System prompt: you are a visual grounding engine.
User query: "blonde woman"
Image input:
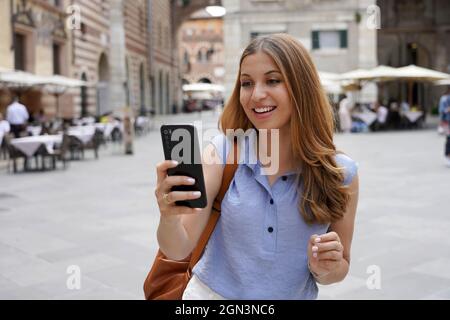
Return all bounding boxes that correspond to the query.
[154,33,359,300]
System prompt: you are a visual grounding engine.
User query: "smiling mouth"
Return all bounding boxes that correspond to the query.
[252,106,277,114]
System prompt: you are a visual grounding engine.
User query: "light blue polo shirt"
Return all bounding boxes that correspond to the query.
[193,132,358,300]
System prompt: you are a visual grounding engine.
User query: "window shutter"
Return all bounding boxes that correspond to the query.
[340,30,348,48]
[312,31,319,50]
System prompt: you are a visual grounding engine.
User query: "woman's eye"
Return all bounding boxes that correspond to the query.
[268,79,281,85]
[241,81,252,87]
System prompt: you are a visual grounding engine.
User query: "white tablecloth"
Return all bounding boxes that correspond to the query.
[27,126,42,136]
[11,135,62,157]
[94,122,123,138]
[353,112,377,126]
[403,111,423,123]
[68,126,96,145]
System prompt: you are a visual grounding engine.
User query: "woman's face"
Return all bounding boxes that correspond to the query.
[239,51,293,132]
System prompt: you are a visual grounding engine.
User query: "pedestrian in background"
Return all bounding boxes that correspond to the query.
[438,87,450,135]
[441,87,450,167]
[152,34,359,300]
[5,96,29,138]
[338,94,352,133]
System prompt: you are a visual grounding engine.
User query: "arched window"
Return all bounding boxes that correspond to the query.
[198,78,211,84]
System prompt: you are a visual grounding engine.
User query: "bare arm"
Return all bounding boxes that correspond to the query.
[156,143,225,260]
[307,174,359,285]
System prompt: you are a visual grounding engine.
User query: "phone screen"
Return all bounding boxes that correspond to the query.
[160,124,207,208]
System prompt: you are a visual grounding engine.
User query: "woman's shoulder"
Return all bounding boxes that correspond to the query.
[334,153,358,186]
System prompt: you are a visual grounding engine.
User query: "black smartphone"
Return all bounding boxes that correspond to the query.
[160,124,207,208]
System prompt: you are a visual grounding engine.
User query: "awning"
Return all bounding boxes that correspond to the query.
[183,83,225,92]
[339,65,450,82]
[434,79,450,86]
[0,69,89,89]
[393,65,450,82]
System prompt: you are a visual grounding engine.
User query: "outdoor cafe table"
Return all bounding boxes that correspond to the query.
[11,135,62,157]
[403,111,424,123]
[352,111,377,126]
[67,126,96,145]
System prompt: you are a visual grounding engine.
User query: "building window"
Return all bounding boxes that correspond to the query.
[197,49,205,63]
[312,30,348,50]
[250,31,280,40]
[53,43,61,75]
[14,33,26,71]
[183,50,189,65]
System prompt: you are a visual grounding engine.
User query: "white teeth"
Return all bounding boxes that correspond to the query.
[254,106,276,114]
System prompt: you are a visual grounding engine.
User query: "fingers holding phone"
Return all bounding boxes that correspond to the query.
[155,160,203,216]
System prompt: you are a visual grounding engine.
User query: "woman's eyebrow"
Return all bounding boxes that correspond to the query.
[240,70,281,77]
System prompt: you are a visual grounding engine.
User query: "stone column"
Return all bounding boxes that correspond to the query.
[109,0,127,114]
[222,0,242,100]
[358,0,378,103]
[0,0,13,69]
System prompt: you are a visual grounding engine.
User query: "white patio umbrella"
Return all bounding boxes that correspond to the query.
[392,65,450,107]
[339,69,372,81]
[182,83,224,92]
[434,79,450,86]
[394,65,450,82]
[0,70,49,87]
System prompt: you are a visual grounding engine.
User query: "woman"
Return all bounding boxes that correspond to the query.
[154,34,359,300]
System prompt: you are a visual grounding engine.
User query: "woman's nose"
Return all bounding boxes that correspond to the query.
[251,83,268,102]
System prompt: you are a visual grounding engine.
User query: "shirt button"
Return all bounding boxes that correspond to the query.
[270,199,274,205]
[268,227,274,233]
[282,176,288,181]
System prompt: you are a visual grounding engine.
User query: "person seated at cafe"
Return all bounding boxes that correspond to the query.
[0,112,10,135]
[6,97,29,138]
[400,101,410,114]
[387,99,401,130]
[371,101,388,131]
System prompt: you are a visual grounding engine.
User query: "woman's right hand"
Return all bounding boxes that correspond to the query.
[155,160,203,218]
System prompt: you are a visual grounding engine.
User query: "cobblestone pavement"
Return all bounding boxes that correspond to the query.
[0,111,449,300]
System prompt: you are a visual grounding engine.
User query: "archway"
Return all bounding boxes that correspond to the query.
[198,77,212,84]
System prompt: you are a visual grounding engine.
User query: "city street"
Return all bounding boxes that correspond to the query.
[0,111,449,300]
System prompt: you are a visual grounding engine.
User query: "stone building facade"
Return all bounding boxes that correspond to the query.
[221,0,378,102]
[71,0,152,118]
[178,10,225,86]
[0,0,72,117]
[377,0,450,110]
[0,0,177,118]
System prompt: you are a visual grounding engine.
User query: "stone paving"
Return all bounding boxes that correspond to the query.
[0,110,449,300]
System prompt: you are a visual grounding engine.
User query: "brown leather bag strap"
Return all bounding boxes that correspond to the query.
[189,138,238,269]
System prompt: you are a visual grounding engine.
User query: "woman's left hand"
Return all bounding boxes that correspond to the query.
[307,232,344,279]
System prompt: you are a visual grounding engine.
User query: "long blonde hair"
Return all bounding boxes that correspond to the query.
[220,33,349,225]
